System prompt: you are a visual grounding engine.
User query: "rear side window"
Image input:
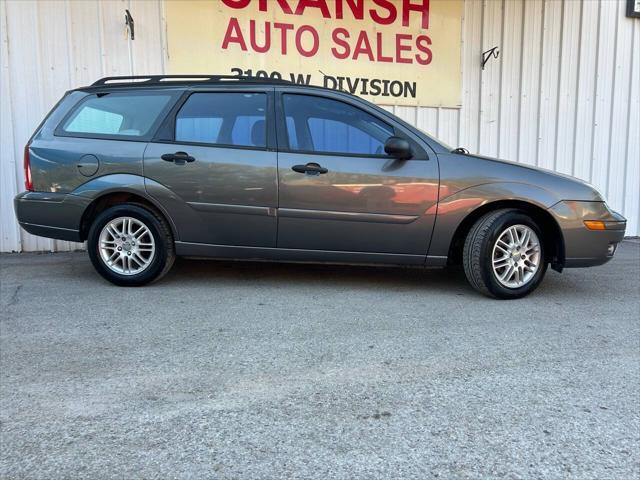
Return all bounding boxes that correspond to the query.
[61,93,173,137]
[283,94,394,156]
[175,93,267,148]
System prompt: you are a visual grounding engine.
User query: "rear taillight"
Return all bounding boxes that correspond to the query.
[24,144,33,191]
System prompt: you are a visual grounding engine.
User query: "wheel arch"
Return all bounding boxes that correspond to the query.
[447,200,565,271]
[79,191,178,242]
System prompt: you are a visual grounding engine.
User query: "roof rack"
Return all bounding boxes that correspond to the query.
[91,74,292,86]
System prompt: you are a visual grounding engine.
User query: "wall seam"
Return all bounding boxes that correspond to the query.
[1,0,22,251]
[127,0,134,75]
[552,0,565,172]
[496,0,505,157]
[534,0,546,168]
[516,0,525,163]
[159,0,168,72]
[571,0,584,177]
[604,0,620,201]
[457,0,465,148]
[97,0,106,76]
[64,0,74,87]
[621,19,637,216]
[588,0,602,184]
[477,0,485,154]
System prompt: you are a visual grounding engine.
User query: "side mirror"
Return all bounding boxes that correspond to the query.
[384,136,413,160]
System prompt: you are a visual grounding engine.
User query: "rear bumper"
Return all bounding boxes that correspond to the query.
[549,201,626,268]
[14,191,90,242]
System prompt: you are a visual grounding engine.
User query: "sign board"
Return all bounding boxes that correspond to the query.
[627,0,640,18]
[165,0,462,107]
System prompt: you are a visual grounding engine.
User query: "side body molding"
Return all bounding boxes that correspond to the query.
[428,182,562,258]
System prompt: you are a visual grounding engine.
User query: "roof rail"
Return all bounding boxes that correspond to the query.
[91,74,292,86]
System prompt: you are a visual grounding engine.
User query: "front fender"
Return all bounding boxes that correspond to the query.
[428,182,561,257]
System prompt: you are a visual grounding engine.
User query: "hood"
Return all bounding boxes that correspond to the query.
[438,153,604,202]
[451,153,605,203]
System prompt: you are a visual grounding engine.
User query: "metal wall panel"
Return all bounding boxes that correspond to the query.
[519,0,544,167]
[0,0,20,253]
[555,0,581,176]
[498,0,524,162]
[537,0,562,171]
[624,13,640,237]
[1,0,638,252]
[0,0,165,252]
[459,0,483,154]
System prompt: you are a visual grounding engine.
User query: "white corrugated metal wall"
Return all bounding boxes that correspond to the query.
[1,0,166,252]
[1,0,638,252]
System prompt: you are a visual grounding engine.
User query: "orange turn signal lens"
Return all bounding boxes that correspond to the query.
[584,220,606,230]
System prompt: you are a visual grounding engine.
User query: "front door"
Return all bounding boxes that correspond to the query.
[144,89,278,247]
[276,92,439,256]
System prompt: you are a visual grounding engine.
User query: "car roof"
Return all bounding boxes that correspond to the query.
[74,74,343,95]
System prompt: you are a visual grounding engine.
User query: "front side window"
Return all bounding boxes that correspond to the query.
[283,94,394,156]
[62,93,173,137]
[175,93,267,148]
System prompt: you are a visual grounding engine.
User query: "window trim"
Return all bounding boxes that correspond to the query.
[275,90,429,160]
[154,88,276,152]
[54,90,182,142]
[149,138,272,153]
[275,148,396,160]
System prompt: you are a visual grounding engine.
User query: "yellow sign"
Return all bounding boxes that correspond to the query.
[166,0,462,107]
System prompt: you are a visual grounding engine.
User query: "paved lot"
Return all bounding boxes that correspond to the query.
[1,241,639,479]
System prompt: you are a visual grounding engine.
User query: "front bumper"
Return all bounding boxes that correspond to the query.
[549,201,626,268]
[14,191,90,242]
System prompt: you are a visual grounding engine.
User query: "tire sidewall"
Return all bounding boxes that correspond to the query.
[87,205,169,286]
[480,212,547,299]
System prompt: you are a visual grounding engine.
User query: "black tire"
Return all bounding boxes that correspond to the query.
[87,204,175,286]
[462,209,548,299]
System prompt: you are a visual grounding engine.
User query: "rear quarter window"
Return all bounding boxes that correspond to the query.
[59,92,175,138]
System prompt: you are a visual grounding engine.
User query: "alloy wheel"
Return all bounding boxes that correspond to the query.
[491,224,541,288]
[98,216,156,275]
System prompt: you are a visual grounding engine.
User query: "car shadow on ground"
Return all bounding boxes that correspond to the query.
[156,256,590,300]
[3,248,626,301]
[163,257,468,292]
[155,255,615,301]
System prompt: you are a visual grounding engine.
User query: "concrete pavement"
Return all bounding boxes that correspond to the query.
[1,241,639,479]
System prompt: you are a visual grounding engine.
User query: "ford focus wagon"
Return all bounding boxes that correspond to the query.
[14,75,626,298]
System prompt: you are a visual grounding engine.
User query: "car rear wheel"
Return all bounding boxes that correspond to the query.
[87,204,175,286]
[463,209,548,299]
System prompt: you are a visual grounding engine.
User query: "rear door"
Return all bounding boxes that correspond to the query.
[275,90,439,257]
[144,87,278,247]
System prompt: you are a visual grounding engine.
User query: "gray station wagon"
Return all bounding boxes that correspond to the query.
[14,75,626,298]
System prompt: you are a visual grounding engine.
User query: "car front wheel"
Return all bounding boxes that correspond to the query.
[463,209,548,299]
[87,204,175,286]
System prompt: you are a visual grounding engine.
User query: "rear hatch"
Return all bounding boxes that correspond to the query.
[25,89,179,193]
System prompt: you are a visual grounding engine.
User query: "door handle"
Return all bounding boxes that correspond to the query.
[161,151,195,164]
[291,162,328,175]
